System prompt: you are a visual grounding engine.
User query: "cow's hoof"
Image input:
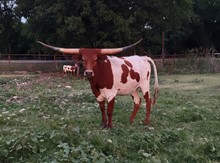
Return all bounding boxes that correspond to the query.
[130,120,134,124]
[143,120,150,125]
[105,124,113,129]
[107,126,113,129]
[101,123,107,129]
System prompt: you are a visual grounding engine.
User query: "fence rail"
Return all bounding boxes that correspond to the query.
[0,53,74,61]
[0,53,220,73]
[0,53,220,61]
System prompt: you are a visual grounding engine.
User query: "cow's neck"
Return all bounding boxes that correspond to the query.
[88,77,100,98]
[87,59,114,97]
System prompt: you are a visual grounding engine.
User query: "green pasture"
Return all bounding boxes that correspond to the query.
[0,73,219,162]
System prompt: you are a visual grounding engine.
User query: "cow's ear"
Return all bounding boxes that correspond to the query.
[71,54,81,61]
[78,54,82,60]
[97,55,107,62]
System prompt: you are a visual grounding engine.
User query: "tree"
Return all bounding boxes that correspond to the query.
[140,0,195,54]
[15,0,137,54]
[185,0,220,51]
[0,0,28,53]
[14,0,195,54]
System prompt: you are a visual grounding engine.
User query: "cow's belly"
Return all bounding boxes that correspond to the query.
[116,81,139,95]
[97,80,140,102]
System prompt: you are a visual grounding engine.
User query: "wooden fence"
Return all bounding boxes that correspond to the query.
[0,53,220,73]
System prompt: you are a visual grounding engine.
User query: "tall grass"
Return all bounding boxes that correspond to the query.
[0,73,219,162]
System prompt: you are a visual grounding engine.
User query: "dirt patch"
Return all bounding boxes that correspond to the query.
[0,71,39,77]
[212,85,220,90]
[0,71,64,78]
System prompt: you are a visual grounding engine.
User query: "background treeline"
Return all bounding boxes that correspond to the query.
[0,0,220,55]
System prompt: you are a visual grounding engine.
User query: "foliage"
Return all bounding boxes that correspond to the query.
[0,0,29,53]
[0,73,220,162]
[188,0,220,51]
[1,0,220,54]
[160,57,220,74]
[0,0,196,54]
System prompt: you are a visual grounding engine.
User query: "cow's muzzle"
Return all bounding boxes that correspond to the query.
[84,70,94,78]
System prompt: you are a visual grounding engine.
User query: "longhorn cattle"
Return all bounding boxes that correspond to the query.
[38,40,159,128]
[63,64,78,76]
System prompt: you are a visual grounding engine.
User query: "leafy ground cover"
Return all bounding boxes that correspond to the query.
[0,73,219,162]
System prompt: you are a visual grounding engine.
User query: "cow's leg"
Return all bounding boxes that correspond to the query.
[141,84,151,125]
[130,91,141,124]
[107,98,115,128]
[99,101,107,128]
[143,91,151,125]
[63,69,66,76]
[76,66,79,78]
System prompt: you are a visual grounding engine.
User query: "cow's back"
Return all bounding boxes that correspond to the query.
[108,56,151,95]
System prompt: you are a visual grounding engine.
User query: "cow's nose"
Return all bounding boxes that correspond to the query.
[84,70,94,78]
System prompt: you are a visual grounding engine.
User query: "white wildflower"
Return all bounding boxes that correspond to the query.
[142,152,151,158]
[2,111,9,114]
[43,115,50,119]
[13,96,19,99]
[19,109,26,113]
[107,139,112,143]
[148,127,154,130]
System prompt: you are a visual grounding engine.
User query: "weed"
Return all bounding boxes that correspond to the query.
[0,73,219,162]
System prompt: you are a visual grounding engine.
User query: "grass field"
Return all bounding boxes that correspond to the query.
[0,73,220,162]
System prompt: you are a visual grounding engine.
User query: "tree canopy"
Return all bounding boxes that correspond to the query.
[0,0,220,55]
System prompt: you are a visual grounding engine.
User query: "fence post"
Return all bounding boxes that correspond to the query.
[54,55,58,71]
[161,31,165,68]
[8,54,11,65]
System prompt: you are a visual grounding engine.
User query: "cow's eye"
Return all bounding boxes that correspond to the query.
[96,58,104,62]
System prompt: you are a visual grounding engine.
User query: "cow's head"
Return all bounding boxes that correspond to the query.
[37,39,142,78]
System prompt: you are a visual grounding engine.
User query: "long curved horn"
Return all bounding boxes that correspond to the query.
[100,39,143,55]
[37,41,80,54]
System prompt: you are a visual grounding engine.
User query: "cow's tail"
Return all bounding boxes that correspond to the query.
[146,57,159,106]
